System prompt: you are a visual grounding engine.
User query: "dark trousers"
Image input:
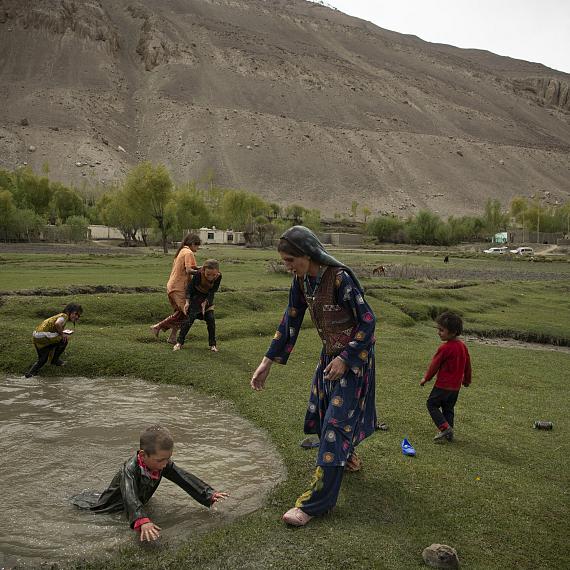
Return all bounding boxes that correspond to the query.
[177,310,216,346]
[26,338,68,376]
[295,466,344,516]
[427,387,459,429]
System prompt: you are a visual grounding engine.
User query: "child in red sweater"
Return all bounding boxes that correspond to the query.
[420,311,471,443]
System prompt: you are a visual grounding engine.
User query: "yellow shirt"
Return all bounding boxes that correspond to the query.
[166,247,197,294]
[33,312,66,348]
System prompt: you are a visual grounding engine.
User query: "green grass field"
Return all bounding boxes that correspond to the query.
[1,247,568,569]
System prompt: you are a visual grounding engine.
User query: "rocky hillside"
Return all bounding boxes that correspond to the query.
[0,0,569,217]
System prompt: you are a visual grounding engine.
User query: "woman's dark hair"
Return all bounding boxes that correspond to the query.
[140,424,174,455]
[175,233,201,258]
[436,311,463,336]
[63,303,83,315]
[277,238,306,258]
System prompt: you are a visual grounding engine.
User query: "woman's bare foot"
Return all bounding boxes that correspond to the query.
[172,343,182,351]
[150,325,161,338]
[282,507,312,527]
[210,345,219,352]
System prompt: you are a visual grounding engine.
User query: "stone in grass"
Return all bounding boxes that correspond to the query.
[422,544,459,569]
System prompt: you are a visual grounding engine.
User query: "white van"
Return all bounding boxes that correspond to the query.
[510,247,534,255]
[483,246,509,254]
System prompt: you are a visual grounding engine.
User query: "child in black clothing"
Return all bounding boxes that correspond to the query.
[71,425,228,542]
[173,259,222,352]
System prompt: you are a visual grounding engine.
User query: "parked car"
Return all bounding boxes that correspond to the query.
[483,246,509,254]
[510,247,534,255]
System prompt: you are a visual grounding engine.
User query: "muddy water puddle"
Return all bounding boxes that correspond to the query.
[0,376,285,568]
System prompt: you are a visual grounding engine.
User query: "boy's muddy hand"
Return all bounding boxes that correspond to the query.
[183,301,190,315]
[140,522,161,542]
[211,491,229,503]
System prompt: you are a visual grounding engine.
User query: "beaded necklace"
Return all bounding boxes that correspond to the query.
[302,265,325,302]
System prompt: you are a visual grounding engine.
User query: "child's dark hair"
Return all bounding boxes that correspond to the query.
[277,238,305,258]
[203,259,220,271]
[436,311,463,336]
[140,425,174,455]
[63,303,83,315]
[175,233,201,258]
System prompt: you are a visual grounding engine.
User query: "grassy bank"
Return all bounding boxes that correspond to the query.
[1,247,568,569]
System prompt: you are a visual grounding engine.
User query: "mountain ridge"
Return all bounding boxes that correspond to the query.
[0,0,568,216]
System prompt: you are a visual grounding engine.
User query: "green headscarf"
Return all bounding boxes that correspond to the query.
[280,225,364,293]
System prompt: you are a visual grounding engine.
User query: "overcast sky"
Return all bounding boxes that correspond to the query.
[318,0,570,74]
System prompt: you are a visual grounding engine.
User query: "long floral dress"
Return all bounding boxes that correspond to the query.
[266,269,377,468]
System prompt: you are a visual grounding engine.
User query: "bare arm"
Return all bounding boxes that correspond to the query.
[251,356,273,391]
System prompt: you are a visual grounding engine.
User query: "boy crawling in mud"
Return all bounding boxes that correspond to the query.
[71,425,228,542]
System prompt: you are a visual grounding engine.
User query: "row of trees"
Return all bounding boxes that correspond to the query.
[367,198,570,246]
[2,163,568,247]
[0,167,89,241]
[0,163,322,248]
[94,163,322,251]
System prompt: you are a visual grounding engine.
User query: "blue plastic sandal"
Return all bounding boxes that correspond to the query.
[401,438,416,456]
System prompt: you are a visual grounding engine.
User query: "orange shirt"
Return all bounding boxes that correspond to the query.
[166,247,197,293]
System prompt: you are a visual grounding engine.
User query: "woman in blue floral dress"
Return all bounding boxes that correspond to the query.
[251,226,377,526]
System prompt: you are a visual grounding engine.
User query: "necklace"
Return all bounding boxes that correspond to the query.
[302,266,324,302]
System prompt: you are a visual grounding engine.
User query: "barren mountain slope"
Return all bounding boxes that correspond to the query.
[0,0,569,216]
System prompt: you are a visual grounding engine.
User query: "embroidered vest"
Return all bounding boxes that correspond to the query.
[303,267,357,356]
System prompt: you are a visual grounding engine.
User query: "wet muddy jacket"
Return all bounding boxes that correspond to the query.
[73,454,214,527]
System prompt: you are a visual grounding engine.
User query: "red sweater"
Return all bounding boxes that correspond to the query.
[424,339,471,391]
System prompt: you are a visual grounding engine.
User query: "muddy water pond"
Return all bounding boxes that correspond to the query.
[0,376,285,568]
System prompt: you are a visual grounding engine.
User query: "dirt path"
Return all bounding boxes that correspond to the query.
[466,335,570,354]
[0,242,152,255]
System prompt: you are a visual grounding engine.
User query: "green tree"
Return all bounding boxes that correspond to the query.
[0,189,15,240]
[12,167,53,217]
[407,210,443,245]
[50,183,84,222]
[124,162,173,252]
[99,190,140,246]
[483,198,508,234]
[285,204,305,224]
[367,215,404,243]
[268,203,281,220]
[303,209,322,233]
[220,190,268,230]
[362,207,371,223]
[65,215,90,243]
[351,200,358,218]
[510,196,529,239]
[9,208,43,242]
[166,188,210,239]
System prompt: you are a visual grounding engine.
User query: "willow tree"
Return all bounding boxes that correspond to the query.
[124,162,173,252]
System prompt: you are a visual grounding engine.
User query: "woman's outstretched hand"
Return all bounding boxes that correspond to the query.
[251,357,272,391]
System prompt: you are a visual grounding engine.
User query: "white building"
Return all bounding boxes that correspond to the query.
[88,225,124,240]
[198,227,245,245]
